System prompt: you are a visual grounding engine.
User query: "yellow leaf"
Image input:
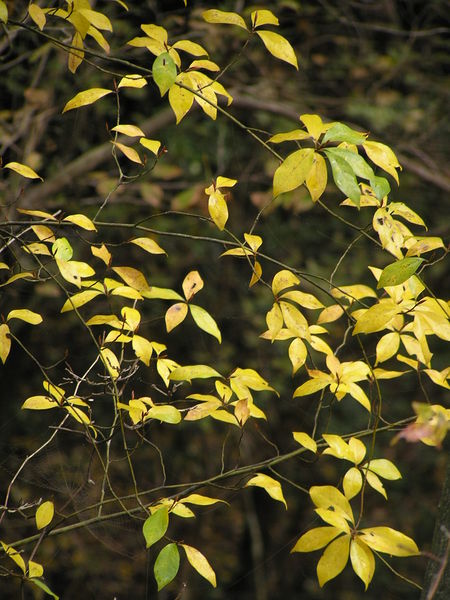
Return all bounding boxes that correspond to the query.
[234,398,250,425]
[366,459,401,480]
[310,485,354,522]
[169,73,194,123]
[112,266,150,291]
[56,259,95,288]
[17,208,56,219]
[343,467,363,500]
[182,494,226,506]
[0,1,8,23]
[118,74,147,88]
[243,233,262,252]
[365,471,387,499]
[268,129,310,143]
[251,9,279,28]
[272,270,300,296]
[317,304,344,324]
[249,260,262,287]
[208,190,228,230]
[280,301,310,340]
[306,152,327,202]
[100,347,120,380]
[292,526,341,553]
[170,364,222,382]
[202,9,248,30]
[322,434,355,462]
[315,508,351,532]
[29,4,46,30]
[189,304,221,342]
[317,534,350,587]
[363,141,401,184]
[293,376,330,397]
[87,25,110,53]
[28,560,44,578]
[189,59,220,71]
[113,141,142,164]
[7,309,42,324]
[215,176,237,188]
[350,539,375,590]
[142,287,183,301]
[111,124,145,137]
[67,31,84,73]
[292,431,317,453]
[120,306,141,331]
[0,324,11,363]
[359,527,419,556]
[165,302,188,332]
[182,544,217,587]
[172,39,208,56]
[406,237,445,257]
[63,213,97,231]
[130,237,166,255]
[300,114,324,140]
[1,542,26,573]
[375,332,400,364]
[281,290,324,310]
[256,30,298,69]
[36,501,54,530]
[273,148,314,197]
[139,137,161,155]
[231,368,276,393]
[245,473,287,508]
[91,243,111,266]
[289,337,307,374]
[147,405,182,424]
[22,395,58,410]
[78,9,112,31]
[266,302,283,341]
[353,302,401,335]
[4,161,42,180]
[62,88,112,113]
[183,270,204,300]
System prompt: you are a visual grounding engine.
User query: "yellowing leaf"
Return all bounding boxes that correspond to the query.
[172,39,208,56]
[366,459,401,480]
[78,9,112,31]
[281,290,324,310]
[62,88,112,113]
[375,332,400,365]
[183,270,204,300]
[343,467,363,500]
[353,302,401,335]
[66,32,83,73]
[28,560,44,578]
[148,405,181,424]
[142,287,183,301]
[317,534,350,587]
[273,148,314,197]
[4,161,42,180]
[7,309,42,325]
[377,257,424,289]
[292,431,317,453]
[36,501,54,530]
[63,213,97,231]
[272,270,300,296]
[289,337,307,374]
[245,473,287,508]
[113,141,142,164]
[350,539,375,590]
[182,494,225,506]
[139,137,161,155]
[202,9,248,30]
[22,395,58,410]
[165,302,188,332]
[256,30,298,69]
[310,485,354,522]
[100,347,120,380]
[17,208,56,220]
[306,152,327,202]
[363,141,401,184]
[208,190,228,230]
[131,335,153,366]
[189,304,221,342]
[169,73,194,123]
[0,1,8,23]
[56,259,95,288]
[130,237,166,255]
[292,526,341,553]
[118,74,147,88]
[170,364,222,381]
[268,129,310,143]
[1,542,26,573]
[181,545,217,587]
[112,266,149,291]
[111,124,145,137]
[29,4,46,30]
[0,324,11,364]
[251,9,279,28]
[91,244,111,266]
[280,301,310,340]
[360,527,419,556]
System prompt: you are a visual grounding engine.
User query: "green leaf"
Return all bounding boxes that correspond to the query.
[142,506,169,548]
[322,123,367,145]
[377,257,424,289]
[52,237,73,260]
[370,175,390,200]
[152,52,177,96]
[29,579,59,599]
[154,543,180,591]
[273,148,314,197]
[189,304,222,343]
[325,147,374,180]
[325,151,361,204]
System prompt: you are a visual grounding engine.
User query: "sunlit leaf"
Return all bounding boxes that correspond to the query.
[7,309,42,325]
[22,395,58,410]
[292,526,341,552]
[343,467,363,499]
[130,237,166,255]
[183,270,204,300]
[317,534,350,587]
[363,141,401,184]
[113,141,142,164]
[256,30,298,69]
[63,214,97,231]
[245,473,287,508]
[0,324,11,364]
[322,123,367,145]
[360,527,419,556]
[100,347,120,380]
[306,152,327,202]
[273,148,314,197]
[36,501,54,530]
[189,304,222,342]
[139,137,161,155]
[350,538,375,590]
[165,302,188,332]
[62,88,112,113]
[153,52,177,97]
[4,161,43,180]
[202,9,248,30]
[181,544,217,587]
[292,431,317,453]
[251,9,279,28]
[111,124,145,137]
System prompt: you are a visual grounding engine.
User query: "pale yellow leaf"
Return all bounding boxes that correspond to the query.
[100,347,120,380]
[130,237,166,255]
[113,141,142,164]
[280,301,310,340]
[36,501,54,530]
[4,161,42,180]
[343,467,363,499]
[266,302,283,342]
[363,141,401,184]
[118,74,147,88]
[366,459,401,480]
[289,337,307,374]
[111,124,145,137]
[353,302,401,335]
[208,190,228,230]
[63,88,112,113]
[182,544,217,587]
[202,9,248,30]
[272,270,300,296]
[170,364,222,381]
[91,244,111,266]
[78,9,112,31]
[317,304,344,324]
[273,148,314,197]
[182,494,226,506]
[29,4,46,30]
[28,560,44,578]
[56,259,95,288]
[7,309,42,325]
[0,1,8,24]
[169,73,194,123]
[172,39,208,56]
[310,485,354,522]
[22,395,58,410]
[306,152,327,202]
[245,473,287,508]
[63,213,97,231]
[189,304,221,342]
[256,30,298,69]
[183,270,204,300]
[1,542,26,573]
[359,527,419,556]
[112,266,150,291]
[251,9,279,28]
[139,137,161,155]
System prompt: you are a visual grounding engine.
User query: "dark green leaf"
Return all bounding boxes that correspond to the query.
[153,52,177,97]
[142,506,169,548]
[325,151,361,205]
[322,123,367,145]
[154,543,180,591]
[377,257,424,289]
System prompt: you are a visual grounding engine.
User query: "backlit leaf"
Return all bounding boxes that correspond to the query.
[256,30,298,69]
[317,534,350,587]
[343,467,363,499]
[29,579,59,599]
[63,214,97,231]
[280,301,310,340]
[310,486,354,522]
[112,266,150,291]
[273,148,314,197]
[289,337,307,374]
[353,302,401,335]
[36,501,54,530]
[148,405,181,424]
[132,335,153,366]
[113,141,142,164]
[22,396,58,410]
[118,74,147,88]
[375,332,400,364]
[1,542,26,573]
[0,1,8,23]
[172,40,208,56]
[245,473,287,508]
[251,9,279,28]
[169,73,194,123]
[100,347,120,380]
[62,88,112,113]
[189,304,222,342]
[143,506,169,548]
[4,161,43,180]
[139,137,161,155]
[183,270,204,300]
[377,257,424,289]
[208,190,228,230]
[153,52,177,97]
[52,237,73,260]
[56,260,94,288]
[272,270,300,296]
[300,114,324,140]
[154,543,180,591]
[366,459,401,480]
[182,545,217,587]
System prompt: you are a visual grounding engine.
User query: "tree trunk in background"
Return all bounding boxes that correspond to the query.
[421,456,450,600]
